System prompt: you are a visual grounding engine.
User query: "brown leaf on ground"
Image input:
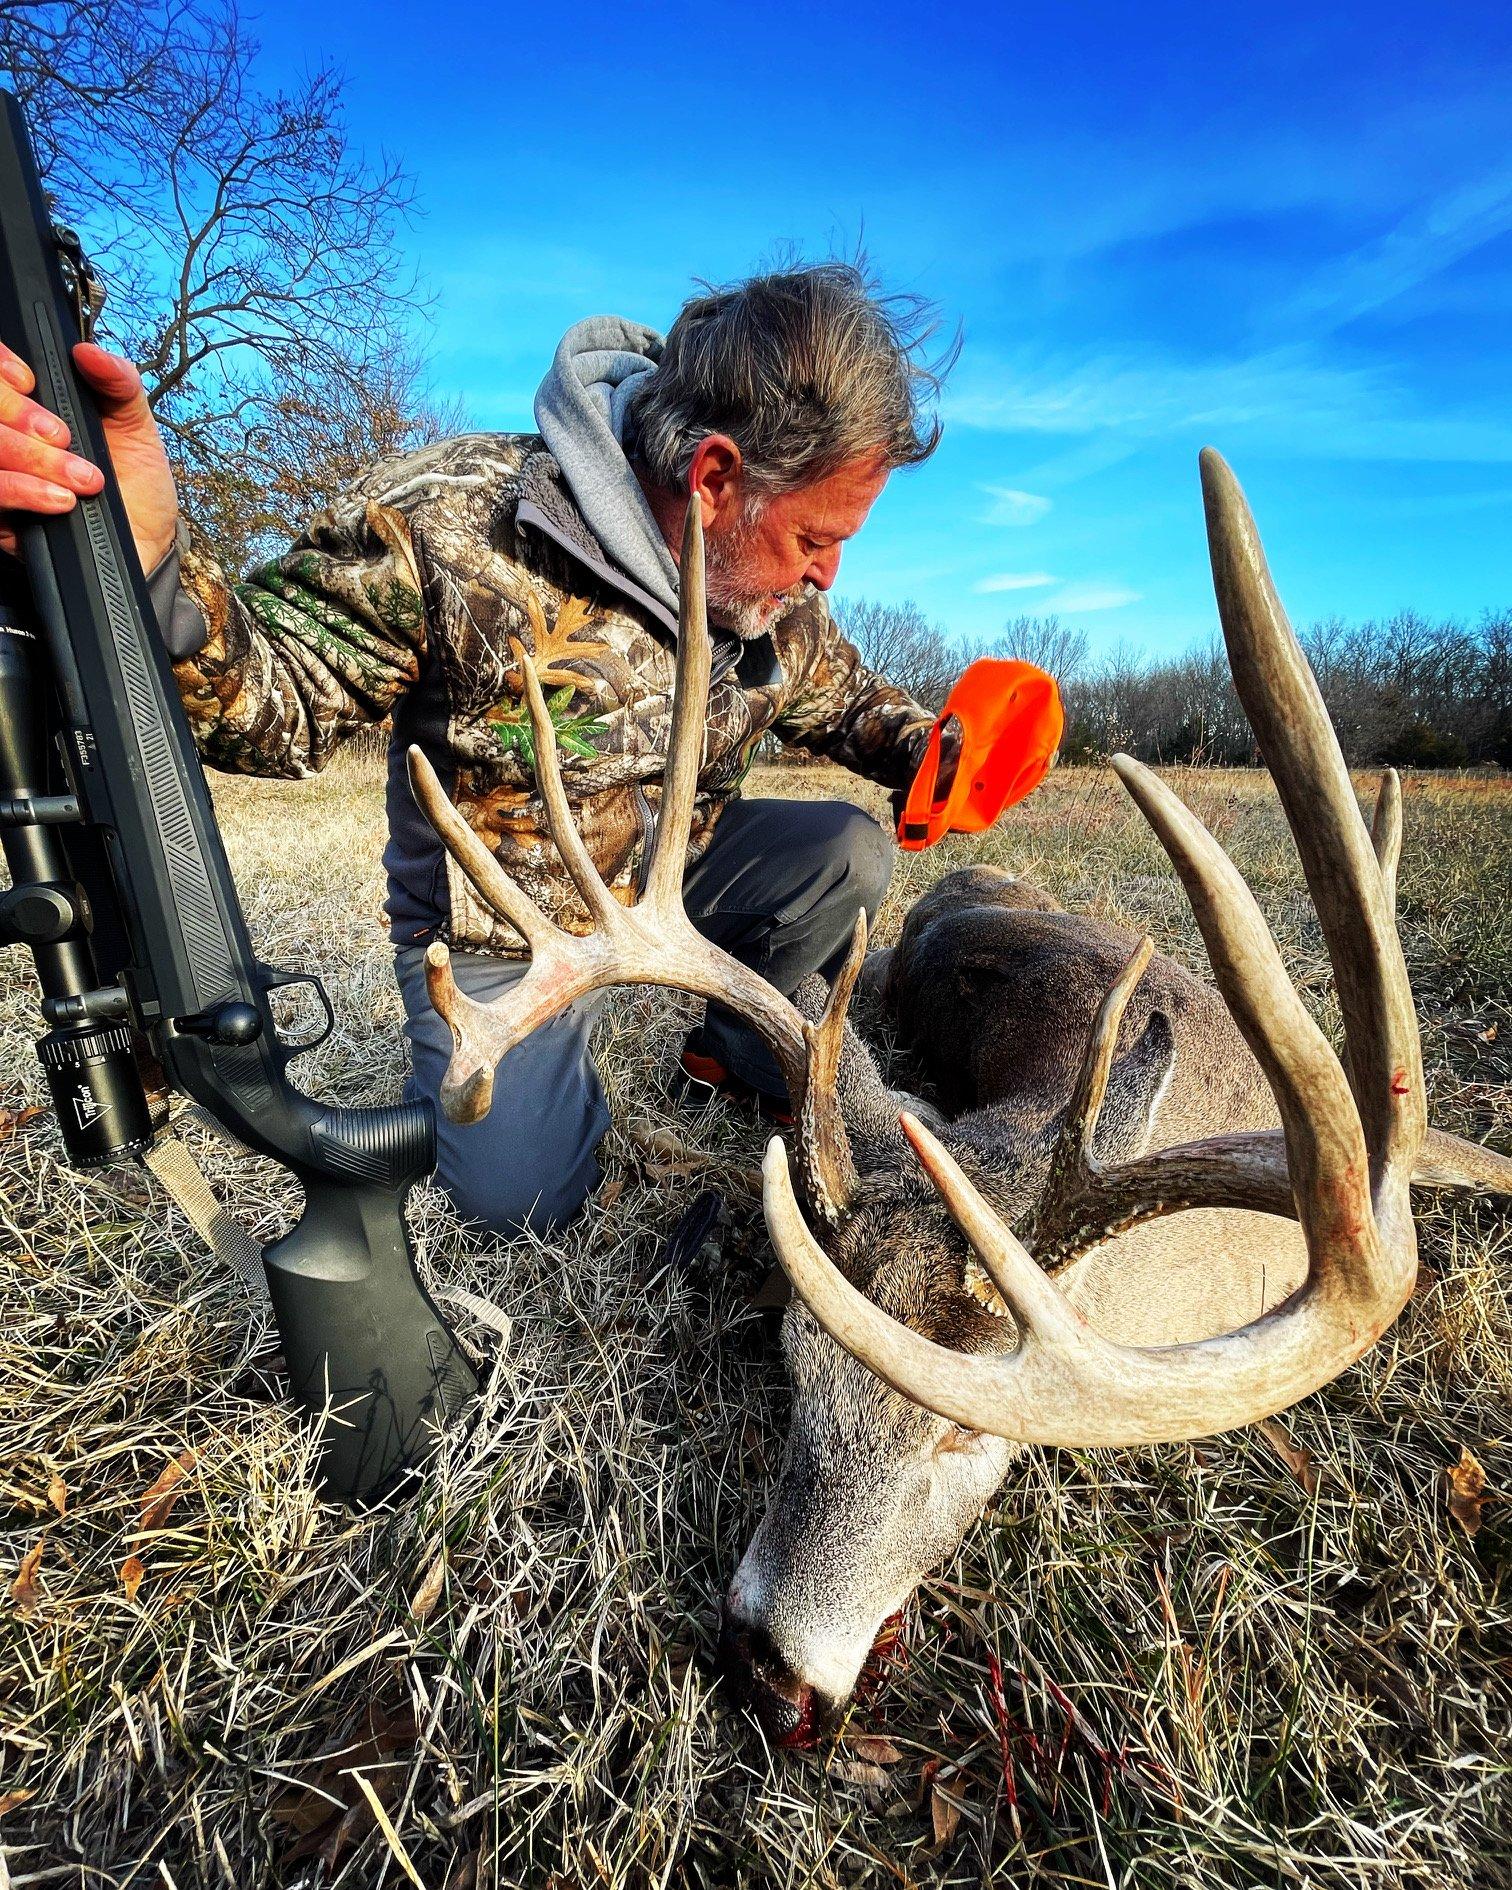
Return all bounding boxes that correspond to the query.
[121,1554,146,1604]
[828,1757,892,1794]
[0,1788,36,1817]
[138,1450,198,1533]
[0,1104,47,1144]
[1446,1447,1492,1537]
[918,1757,968,1848]
[409,1547,447,1622]
[931,1779,964,1848]
[9,1538,44,1615]
[1257,1418,1320,1494]
[46,1471,67,1517]
[847,1733,904,1765]
[273,1701,420,1868]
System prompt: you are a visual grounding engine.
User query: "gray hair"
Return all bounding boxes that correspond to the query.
[628,262,956,499]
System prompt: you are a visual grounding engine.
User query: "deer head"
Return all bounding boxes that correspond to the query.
[408,452,1450,1746]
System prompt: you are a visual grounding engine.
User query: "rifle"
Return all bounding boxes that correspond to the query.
[0,91,481,1502]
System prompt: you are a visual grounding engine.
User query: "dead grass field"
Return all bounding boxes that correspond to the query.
[1,755,1509,1889]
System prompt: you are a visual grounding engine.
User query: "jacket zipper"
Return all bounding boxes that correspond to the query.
[632,782,656,897]
[634,634,740,896]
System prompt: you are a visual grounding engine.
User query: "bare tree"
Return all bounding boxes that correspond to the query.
[842,587,1506,770]
[991,613,1089,685]
[0,0,445,563]
[836,598,958,710]
[174,338,468,570]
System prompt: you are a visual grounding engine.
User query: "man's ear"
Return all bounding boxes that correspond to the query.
[1088,1010,1177,1165]
[686,434,744,530]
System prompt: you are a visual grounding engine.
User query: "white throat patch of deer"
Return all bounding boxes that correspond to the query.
[409,454,1511,1749]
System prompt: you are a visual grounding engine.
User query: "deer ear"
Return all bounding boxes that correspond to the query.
[1087,1010,1176,1165]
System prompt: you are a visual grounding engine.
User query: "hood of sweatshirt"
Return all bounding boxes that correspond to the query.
[533,315,681,622]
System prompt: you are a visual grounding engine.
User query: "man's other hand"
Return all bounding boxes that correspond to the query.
[890,713,965,829]
[0,340,179,572]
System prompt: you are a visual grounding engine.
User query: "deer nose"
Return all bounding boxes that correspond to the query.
[717,1612,828,1749]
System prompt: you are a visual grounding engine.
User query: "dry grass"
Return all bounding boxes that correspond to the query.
[1,756,1508,1889]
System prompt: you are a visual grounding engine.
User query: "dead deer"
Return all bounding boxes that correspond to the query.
[407,451,1511,1747]
[865,856,1510,1346]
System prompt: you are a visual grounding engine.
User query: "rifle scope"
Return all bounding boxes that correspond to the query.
[0,594,155,1166]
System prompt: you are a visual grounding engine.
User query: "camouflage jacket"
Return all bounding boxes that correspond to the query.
[167,432,934,956]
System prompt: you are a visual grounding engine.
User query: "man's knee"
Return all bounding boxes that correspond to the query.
[824,800,895,916]
[432,1114,605,1236]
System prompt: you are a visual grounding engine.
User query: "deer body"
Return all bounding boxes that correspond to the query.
[878,863,1311,1346]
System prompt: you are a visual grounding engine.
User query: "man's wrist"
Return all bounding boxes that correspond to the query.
[140,516,181,576]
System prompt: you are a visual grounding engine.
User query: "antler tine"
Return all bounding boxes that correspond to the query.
[421,939,507,1123]
[788,910,868,1223]
[807,910,868,1097]
[1201,450,1423,1195]
[1371,768,1402,921]
[513,640,624,928]
[1112,754,1376,1256]
[1031,936,1155,1254]
[641,500,712,914]
[407,746,556,951]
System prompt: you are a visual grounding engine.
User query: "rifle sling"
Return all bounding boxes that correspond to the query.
[142,1130,268,1297]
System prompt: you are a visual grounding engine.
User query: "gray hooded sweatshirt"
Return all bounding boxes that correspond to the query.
[533,315,682,622]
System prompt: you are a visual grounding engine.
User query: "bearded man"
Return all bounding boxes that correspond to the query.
[0,265,952,1232]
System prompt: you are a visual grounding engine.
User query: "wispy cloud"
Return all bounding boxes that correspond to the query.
[943,151,1512,478]
[946,346,1390,437]
[980,485,1053,526]
[945,345,1512,464]
[1042,583,1142,613]
[1275,166,1512,333]
[972,570,1057,594]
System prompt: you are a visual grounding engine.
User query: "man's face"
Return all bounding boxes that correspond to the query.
[704,453,891,638]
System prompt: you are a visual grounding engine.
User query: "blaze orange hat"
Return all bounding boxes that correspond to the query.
[897,659,1064,851]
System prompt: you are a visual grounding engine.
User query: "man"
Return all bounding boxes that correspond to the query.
[0,265,951,1232]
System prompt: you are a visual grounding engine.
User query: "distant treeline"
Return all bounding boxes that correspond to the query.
[838,601,1512,769]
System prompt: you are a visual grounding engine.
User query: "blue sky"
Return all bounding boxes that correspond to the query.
[243,0,1512,657]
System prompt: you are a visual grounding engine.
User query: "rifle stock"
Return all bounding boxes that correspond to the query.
[0,90,480,1502]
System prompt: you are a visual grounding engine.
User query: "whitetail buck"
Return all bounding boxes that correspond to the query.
[408,451,1511,1746]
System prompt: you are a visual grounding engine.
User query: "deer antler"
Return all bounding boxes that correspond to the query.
[762,448,1428,1446]
[405,499,862,1224]
[1016,765,1505,1264]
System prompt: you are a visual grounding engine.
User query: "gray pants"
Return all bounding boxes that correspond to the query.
[395,796,893,1233]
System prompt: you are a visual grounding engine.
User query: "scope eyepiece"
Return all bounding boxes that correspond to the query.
[37,1023,154,1167]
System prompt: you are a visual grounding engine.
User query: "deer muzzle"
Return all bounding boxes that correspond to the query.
[716,1613,836,1749]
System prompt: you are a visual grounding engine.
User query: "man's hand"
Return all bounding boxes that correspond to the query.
[889,713,964,828]
[0,340,179,572]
